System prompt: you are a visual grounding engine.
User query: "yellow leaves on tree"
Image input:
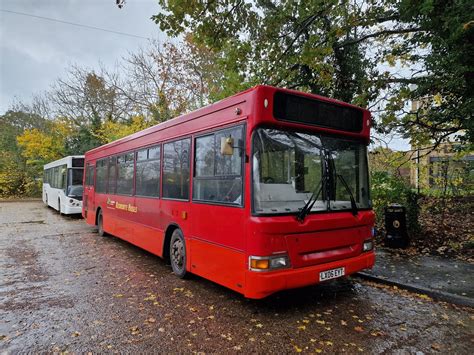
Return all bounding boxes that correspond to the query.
[97,115,155,143]
[17,121,71,165]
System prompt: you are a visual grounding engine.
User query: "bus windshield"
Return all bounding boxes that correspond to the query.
[67,168,84,199]
[252,128,370,215]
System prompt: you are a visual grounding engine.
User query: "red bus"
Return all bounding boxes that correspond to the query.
[82,85,375,299]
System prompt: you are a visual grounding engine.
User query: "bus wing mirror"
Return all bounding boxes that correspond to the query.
[220,136,234,156]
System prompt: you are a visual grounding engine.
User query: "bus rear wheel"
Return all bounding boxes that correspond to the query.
[97,210,107,237]
[170,229,187,278]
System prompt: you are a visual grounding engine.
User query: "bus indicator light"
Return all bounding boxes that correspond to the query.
[249,255,290,271]
[250,258,269,270]
[181,211,187,220]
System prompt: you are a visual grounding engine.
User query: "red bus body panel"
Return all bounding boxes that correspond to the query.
[83,85,374,298]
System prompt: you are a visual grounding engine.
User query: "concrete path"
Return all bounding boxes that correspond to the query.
[358,248,474,307]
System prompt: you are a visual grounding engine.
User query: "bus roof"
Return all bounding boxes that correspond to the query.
[86,85,369,157]
[44,156,85,170]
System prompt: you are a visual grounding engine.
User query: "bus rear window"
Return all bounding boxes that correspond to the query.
[273,92,363,133]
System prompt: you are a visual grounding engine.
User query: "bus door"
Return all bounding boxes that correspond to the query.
[84,163,96,224]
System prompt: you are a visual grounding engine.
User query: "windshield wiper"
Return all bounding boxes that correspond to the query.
[336,174,358,216]
[296,180,323,222]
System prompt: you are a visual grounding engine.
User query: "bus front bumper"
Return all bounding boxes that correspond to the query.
[244,251,375,299]
[63,204,83,215]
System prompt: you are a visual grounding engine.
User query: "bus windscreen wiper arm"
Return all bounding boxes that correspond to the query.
[296,180,323,222]
[336,174,358,216]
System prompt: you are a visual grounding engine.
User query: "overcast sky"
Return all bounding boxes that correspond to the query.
[0,0,162,114]
[0,0,409,150]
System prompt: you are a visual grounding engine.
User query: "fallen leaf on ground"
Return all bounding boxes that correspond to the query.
[130,326,140,335]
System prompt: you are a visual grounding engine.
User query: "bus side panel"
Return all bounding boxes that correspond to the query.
[101,194,165,257]
[189,238,246,294]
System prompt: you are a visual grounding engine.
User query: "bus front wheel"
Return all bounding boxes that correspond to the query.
[170,229,187,278]
[97,210,107,237]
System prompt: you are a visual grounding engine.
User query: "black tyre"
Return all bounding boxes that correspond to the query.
[170,229,187,278]
[97,210,107,237]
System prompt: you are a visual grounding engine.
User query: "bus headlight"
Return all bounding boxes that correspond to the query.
[249,255,290,271]
[363,240,374,252]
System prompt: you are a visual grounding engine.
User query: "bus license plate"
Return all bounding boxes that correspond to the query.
[319,267,345,281]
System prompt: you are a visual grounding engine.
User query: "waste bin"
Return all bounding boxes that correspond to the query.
[384,204,409,248]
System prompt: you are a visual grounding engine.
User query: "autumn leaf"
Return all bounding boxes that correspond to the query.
[255,323,263,328]
[370,330,385,337]
[297,325,306,331]
[354,326,364,333]
[71,331,81,337]
[316,320,325,325]
[340,320,347,326]
[294,345,303,353]
[130,326,140,335]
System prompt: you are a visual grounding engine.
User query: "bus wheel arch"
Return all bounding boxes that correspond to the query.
[163,224,180,263]
[95,207,102,226]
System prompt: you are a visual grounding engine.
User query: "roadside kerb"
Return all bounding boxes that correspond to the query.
[356,271,474,308]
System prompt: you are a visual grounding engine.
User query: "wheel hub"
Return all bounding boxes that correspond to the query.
[171,239,184,269]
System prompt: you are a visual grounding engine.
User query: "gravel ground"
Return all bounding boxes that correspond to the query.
[1,201,473,353]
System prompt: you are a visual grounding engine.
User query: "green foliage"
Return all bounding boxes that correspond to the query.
[65,127,103,155]
[154,0,473,146]
[370,171,420,234]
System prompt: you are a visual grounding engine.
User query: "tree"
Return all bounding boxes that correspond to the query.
[153,0,473,147]
[97,115,155,143]
[16,120,71,168]
[0,108,51,197]
[120,37,221,121]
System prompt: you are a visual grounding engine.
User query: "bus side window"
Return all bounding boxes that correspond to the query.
[193,125,244,205]
[163,139,191,200]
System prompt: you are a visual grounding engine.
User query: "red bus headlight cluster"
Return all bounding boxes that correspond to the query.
[249,255,290,271]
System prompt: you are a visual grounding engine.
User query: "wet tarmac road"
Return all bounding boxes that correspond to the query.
[1,201,473,353]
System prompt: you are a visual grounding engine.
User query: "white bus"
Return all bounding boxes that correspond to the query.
[43,156,85,215]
